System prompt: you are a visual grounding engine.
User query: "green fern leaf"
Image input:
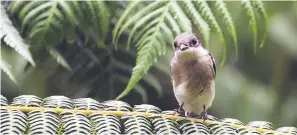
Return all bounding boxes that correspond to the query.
[114,74,148,103]
[96,1,110,42]
[9,1,28,15]
[16,1,76,45]
[251,0,268,48]
[213,0,238,60]
[0,58,17,84]
[183,0,210,49]
[170,1,192,32]
[112,1,142,46]
[112,59,162,97]
[78,1,110,47]
[0,4,35,66]
[133,18,160,43]
[115,2,172,100]
[241,0,258,53]
[47,47,72,71]
[194,1,227,66]
[127,7,166,49]
[114,1,167,48]
[165,12,181,36]
[116,1,164,42]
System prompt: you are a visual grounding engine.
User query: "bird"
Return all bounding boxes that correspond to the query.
[170,32,216,121]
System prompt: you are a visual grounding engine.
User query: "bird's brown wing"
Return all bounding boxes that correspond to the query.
[209,53,216,78]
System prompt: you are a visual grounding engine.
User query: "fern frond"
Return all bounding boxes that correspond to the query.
[183,0,210,49]
[12,1,77,46]
[73,98,105,110]
[114,73,148,103]
[165,12,181,36]
[43,96,73,109]
[177,119,210,134]
[112,59,163,97]
[75,1,110,47]
[251,0,268,48]
[102,100,132,112]
[127,7,166,49]
[150,116,181,134]
[60,111,92,134]
[47,47,72,71]
[113,1,167,47]
[0,58,17,83]
[0,95,8,106]
[0,4,35,66]
[194,1,227,66]
[115,1,172,100]
[2,94,294,135]
[170,1,192,32]
[112,1,142,45]
[28,110,61,134]
[241,0,258,53]
[11,95,43,107]
[96,1,110,45]
[89,113,121,134]
[247,121,273,130]
[134,104,162,114]
[276,127,297,134]
[0,108,27,134]
[208,122,237,134]
[121,114,153,134]
[213,0,238,62]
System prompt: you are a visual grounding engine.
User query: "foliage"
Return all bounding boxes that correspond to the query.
[1,94,296,135]
[112,0,268,100]
[0,1,268,101]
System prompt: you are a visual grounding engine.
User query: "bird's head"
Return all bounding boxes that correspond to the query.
[173,32,208,61]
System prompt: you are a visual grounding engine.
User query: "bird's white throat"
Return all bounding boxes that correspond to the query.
[177,47,209,62]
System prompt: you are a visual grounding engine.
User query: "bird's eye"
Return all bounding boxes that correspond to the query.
[174,41,178,48]
[191,39,197,46]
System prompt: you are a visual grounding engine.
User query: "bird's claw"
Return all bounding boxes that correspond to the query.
[199,105,208,123]
[174,103,186,116]
[199,111,208,123]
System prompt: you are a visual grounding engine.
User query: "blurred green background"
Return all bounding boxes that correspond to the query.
[1,1,297,128]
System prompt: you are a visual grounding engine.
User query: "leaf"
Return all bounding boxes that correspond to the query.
[112,0,143,48]
[241,0,258,53]
[114,73,148,103]
[194,0,227,66]
[170,1,192,32]
[0,4,35,66]
[251,0,268,48]
[112,59,162,97]
[0,58,17,84]
[113,1,167,48]
[28,110,61,135]
[114,1,172,100]
[14,1,77,45]
[183,0,210,49]
[47,47,72,71]
[0,109,27,134]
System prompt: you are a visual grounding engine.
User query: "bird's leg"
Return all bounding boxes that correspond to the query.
[199,105,208,123]
[174,103,186,116]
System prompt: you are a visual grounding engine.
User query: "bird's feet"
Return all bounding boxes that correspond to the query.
[186,105,208,123]
[174,103,186,116]
[199,105,208,123]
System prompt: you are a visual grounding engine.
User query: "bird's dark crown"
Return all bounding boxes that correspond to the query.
[173,32,202,51]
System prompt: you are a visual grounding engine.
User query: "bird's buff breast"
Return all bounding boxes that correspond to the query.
[171,48,215,114]
[174,80,215,114]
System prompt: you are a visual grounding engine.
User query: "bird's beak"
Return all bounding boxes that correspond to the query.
[180,44,189,51]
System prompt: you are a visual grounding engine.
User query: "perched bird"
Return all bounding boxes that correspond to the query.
[170,32,216,120]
